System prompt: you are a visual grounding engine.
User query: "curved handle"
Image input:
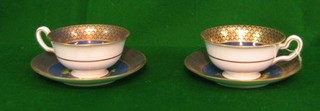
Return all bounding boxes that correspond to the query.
[273,35,303,64]
[36,26,54,52]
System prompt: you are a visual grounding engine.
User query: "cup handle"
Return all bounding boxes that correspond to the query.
[273,35,303,64]
[36,26,54,53]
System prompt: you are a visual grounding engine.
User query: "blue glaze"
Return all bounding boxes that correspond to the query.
[223,42,263,46]
[261,65,282,78]
[203,63,223,77]
[109,61,129,75]
[203,63,282,78]
[49,63,70,77]
[69,40,107,45]
[48,61,129,78]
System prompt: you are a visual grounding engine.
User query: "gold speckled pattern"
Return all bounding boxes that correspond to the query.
[47,24,129,44]
[201,25,285,45]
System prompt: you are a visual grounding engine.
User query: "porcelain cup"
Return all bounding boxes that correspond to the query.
[201,25,303,81]
[36,24,129,79]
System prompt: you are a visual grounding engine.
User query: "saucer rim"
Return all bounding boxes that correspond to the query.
[184,50,302,83]
[31,48,146,82]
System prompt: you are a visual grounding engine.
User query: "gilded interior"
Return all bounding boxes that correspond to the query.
[47,24,129,44]
[201,25,285,45]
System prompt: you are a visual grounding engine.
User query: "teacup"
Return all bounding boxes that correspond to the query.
[36,24,129,79]
[201,25,303,81]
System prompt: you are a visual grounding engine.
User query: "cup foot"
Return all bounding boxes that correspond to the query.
[222,71,261,81]
[71,69,109,79]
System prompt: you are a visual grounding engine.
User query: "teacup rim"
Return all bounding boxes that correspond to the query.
[201,25,286,48]
[50,39,126,47]
[204,40,285,48]
[47,24,130,46]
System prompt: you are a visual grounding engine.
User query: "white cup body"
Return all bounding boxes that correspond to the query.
[206,42,278,73]
[53,41,125,71]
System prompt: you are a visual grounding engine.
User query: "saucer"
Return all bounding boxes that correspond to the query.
[31,48,146,87]
[184,50,302,88]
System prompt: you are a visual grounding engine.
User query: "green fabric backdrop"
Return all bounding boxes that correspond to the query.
[1,0,319,110]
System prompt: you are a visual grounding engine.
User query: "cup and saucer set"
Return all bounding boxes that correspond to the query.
[31,24,303,88]
[31,24,146,87]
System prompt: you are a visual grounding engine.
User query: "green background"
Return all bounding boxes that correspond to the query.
[1,0,319,110]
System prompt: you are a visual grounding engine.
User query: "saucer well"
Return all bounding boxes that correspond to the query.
[184,50,301,88]
[31,48,146,87]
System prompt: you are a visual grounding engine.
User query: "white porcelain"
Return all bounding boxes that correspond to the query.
[202,25,303,81]
[36,24,129,79]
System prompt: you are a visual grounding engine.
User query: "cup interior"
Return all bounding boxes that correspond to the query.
[47,24,129,45]
[201,25,285,46]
